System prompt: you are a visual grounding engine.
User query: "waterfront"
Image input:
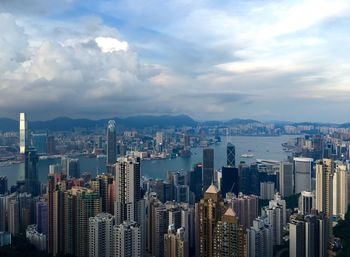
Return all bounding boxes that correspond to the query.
[0,135,295,186]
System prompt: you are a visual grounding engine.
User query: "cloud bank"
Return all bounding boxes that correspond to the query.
[1,0,350,122]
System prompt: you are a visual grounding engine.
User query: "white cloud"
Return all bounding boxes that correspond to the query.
[95,36,129,53]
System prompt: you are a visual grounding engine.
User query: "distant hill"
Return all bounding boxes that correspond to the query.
[0,118,18,131]
[0,115,197,131]
[200,118,260,126]
[2,114,346,132]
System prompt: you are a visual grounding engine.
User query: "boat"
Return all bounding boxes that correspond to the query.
[241,153,254,158]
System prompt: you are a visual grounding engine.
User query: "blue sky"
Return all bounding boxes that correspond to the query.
[1,0,350,122]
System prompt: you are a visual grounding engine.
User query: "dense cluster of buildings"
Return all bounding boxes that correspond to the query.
[0,113,349,257]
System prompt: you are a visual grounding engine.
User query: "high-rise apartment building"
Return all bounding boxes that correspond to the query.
[197,184,226,257]
[289,219,305,257]
[202,148,214,192]
[115,156,141,225]
[36,200,48,236]
[107,120,117,165]
[71,187,101,257]
[315,159,333,217]
[289,212,329,257]
[263,204,284,246]
[333,162,348,219]
[47,171,57,254]
[114,221,141,257]
[164,225,188,257]
[247,217,273,257]
[226,192,259,230]
[299,191,315,215]
[51,185,101,257]
[90,174,114,213]
[8,198,19,235]
[89,213,114,257]
[0,196,6,231]
[213,207,247,257]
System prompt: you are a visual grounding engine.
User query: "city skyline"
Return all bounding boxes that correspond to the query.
[1,1,350,122]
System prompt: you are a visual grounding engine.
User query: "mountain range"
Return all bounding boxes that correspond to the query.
[0,115,349,132]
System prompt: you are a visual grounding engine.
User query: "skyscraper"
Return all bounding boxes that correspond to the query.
[31,133,48,154]
[189,163,203,202]
[90,174,114,213]
[226,193,259,230]
[0,177,8,194]
[164,225,188,257]
[289,212,329,257]
[263,203,284,246]
[197,184,226,257]
[299,191,315,215]
[220,166,239,197]
[202,148,214,192]
[114,221,141,257]
[315,159,333,217]
[114,156,141,224]
[68,187,101,257]
[24,147,40,196]
[8,197,19,235]
[294,157,313,193]
[47,171,57,254]
[47,135,56,155]
[247,217,273,257]
[36,200,48,236]
[279,161,294,197]
[332,162,348,219]
[107,120,117,165]
[68,158,80,178]
[89,213,114,257]
[213,207,247,257]
[19,112,28,154]
[0,196,6,232]
[289,219,305,257]
[226,143,236,167]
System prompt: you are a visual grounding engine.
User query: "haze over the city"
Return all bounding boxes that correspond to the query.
[1,0,350,122]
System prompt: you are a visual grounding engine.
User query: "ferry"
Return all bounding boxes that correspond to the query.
[241,153,254,158]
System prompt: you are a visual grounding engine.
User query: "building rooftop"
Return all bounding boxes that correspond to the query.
[205,184,219,194]
[224,207,236,217]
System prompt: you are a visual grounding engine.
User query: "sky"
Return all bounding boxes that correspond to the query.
[1,0,350,122]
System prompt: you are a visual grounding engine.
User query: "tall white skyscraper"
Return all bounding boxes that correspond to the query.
[114,156,141,225]
[333,162,348,219]
[20,112,28,154]
[279,161,293,197]
[89,213,114,257]
[114,221,141,257]
[294,157,313,193]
